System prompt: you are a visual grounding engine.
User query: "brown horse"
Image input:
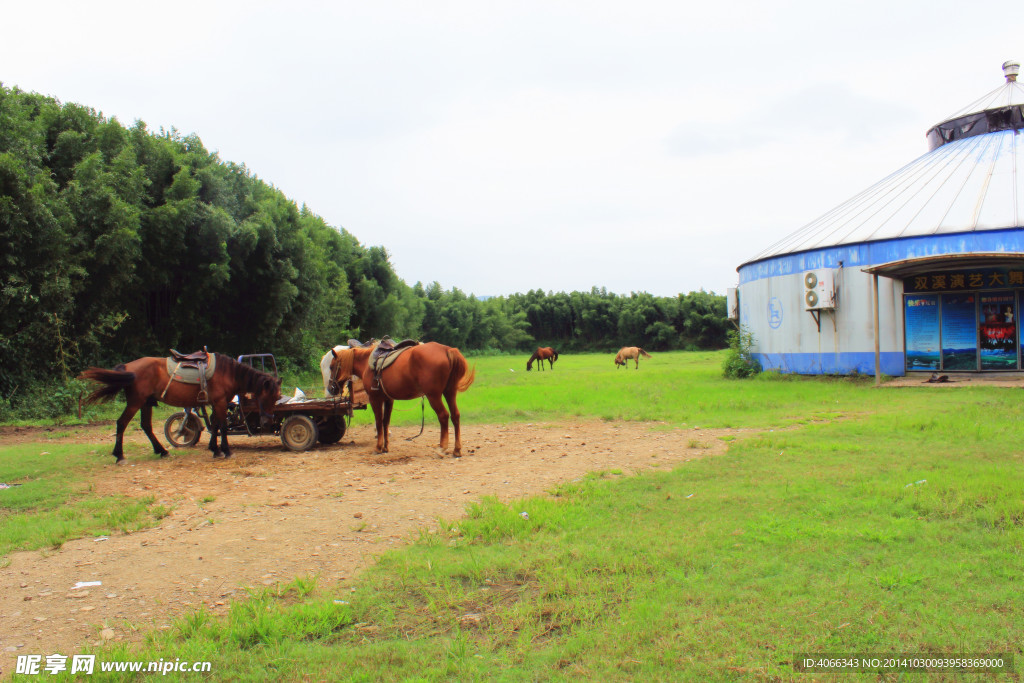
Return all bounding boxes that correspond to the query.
[614,346,652,369]
[331,342,476,456]
[526,347,559,371]
[79,353,281,462]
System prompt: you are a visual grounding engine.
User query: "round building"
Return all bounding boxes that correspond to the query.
[735,61,1024,377]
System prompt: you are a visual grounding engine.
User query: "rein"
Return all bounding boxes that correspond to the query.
[407,398,425,441]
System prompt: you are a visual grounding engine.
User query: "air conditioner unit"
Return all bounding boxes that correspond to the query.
[803,270,835,310]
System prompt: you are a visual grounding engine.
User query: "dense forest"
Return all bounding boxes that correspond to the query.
[0,84,728,414]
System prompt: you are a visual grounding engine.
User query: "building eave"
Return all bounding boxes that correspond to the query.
[861,252,1024,279]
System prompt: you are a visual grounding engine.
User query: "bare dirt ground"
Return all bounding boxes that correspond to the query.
[0,419,735,662]
[883,372,1024,387]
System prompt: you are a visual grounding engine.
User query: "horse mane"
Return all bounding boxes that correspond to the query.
[330,348,356,384]
[215,354,278,395]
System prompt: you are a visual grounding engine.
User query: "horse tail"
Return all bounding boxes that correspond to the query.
[640,348,652,358]
[447,348,476,393]
[78,365,135,404]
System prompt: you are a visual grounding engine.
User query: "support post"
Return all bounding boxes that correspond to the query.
[873,273,881,386]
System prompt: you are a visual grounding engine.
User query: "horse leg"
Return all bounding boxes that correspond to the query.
[112,402,142,463]
[381,398,394,453]
[369,397,386,453]
[206,411,227,459]
[207,421,221,458]
[426,394,450,454]
[220,421,232,458]
[443,390,463,457]
[208,406,230,458]
[139,400,169,457]
[219,405,232,458]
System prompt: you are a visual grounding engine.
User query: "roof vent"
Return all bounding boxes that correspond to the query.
[1003,60,1020,82]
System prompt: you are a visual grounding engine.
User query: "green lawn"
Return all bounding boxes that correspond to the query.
[6,350,1023,681]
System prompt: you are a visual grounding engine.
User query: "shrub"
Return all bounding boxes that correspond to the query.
[722,327,762,379]
[0,378,95,422]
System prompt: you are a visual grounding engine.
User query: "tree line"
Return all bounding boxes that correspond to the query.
[0,83,727,412]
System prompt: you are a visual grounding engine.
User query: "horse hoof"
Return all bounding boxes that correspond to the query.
[212,452,223,459]
[158,451,169,458]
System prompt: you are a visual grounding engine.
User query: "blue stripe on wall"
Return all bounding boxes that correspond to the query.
[738,228,1024,284]
[752,351,906,376]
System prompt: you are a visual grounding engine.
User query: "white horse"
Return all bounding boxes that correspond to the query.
[320,345,349,395]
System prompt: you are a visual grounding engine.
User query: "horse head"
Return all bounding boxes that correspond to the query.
[256,376,283,421]
[329,348,358,393]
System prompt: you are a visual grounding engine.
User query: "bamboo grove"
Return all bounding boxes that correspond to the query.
[0,84,728,412]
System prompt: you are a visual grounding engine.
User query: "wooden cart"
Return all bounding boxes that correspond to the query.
[162,353,367,452]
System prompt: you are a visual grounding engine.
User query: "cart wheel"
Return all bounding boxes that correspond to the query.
[316,416,346,444]
[164,411,203,448]
[281,415,318,452]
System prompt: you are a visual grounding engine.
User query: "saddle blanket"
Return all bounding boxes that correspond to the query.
[165,354,216,384]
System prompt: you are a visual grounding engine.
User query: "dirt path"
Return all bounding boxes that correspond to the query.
[0,419,734,661]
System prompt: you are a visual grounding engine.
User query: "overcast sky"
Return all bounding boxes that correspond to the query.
[4,1,1022,297]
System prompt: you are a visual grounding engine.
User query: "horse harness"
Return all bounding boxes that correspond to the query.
[162,348,215,404]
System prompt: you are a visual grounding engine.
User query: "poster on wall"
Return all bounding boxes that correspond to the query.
[905,295,940,370]
[979,293,1018,370]
[941,294,977,370]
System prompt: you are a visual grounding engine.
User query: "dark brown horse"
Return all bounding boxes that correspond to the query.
[526,347,559,371]
[331,342,475,456]
[79,353,281,462]
[614,346,652,369]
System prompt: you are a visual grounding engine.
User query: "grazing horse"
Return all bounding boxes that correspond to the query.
[79,353,281,462]
[526,347,559,371]
[331,341,475,456]
[320,344,349,395]
[614,346,652,369]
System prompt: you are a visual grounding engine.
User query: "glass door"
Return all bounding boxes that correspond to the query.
[979,292,1017,370]
[905,294,940,370]
[940,294,978,370]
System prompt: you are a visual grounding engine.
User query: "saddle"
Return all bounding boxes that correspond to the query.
[371,338,419,372]
[163,347,215,403]
[170,348,210,362]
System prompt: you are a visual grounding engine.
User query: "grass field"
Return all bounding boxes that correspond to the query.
[4,350,1024,681]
